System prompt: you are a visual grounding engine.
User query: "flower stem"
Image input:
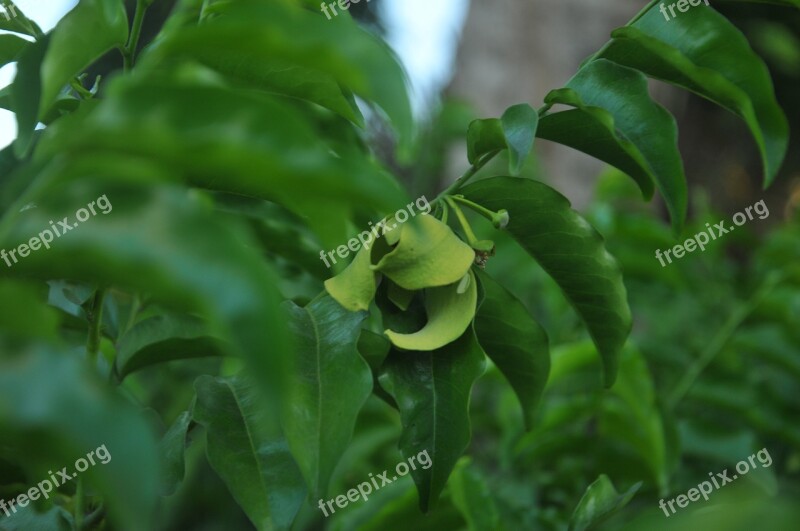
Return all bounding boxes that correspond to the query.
[122,0,149,72]
[434,150,501,205]
[86,288,107,362]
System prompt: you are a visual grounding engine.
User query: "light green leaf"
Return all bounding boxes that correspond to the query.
[473,269,550,430]
[568,475,641,531]
[194,376,305,531]
[282,293,373,498]
[385,270,477,352]
[378,329,487,511]
[600,4,789,186]
[373,215,475,291]
[462,177,631,386]
[542,59,686,231]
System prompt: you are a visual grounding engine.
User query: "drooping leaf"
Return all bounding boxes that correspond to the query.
[462,177,631,386]
[473,269,550,429]
[385,270,477,352]
[282,293,373,498]
[193,376,305,531]
[467,103,538,175]
[568,475,641,531]
[372,215,474,290]
[159,410,193,496]
[541,59,686,231]
[599,4,789,186]
[378,329,487,511]
[116,312,227,378]
[11,36,48,157]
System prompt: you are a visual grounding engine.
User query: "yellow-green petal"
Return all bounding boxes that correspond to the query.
[385,270,477,351]
[372,215,474,290]
[324,246,376,312]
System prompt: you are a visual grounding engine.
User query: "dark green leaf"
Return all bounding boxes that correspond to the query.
[542,59,686,231]
[194,376,305,531]
[11,35,48,157]
[282,293,373,498]
[159,411,192,496]
[0,345,160,531]
[116,312,227,379]
[473,269,550,430]
[467,104,538,175]
[378,329,487,511]
[600,5,789,186]
[0,33,28,66]
[462,176,631,386]
[568,475,640,531]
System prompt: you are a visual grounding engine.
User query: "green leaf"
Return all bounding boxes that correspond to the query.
[0,2,43,37]
[40,0,128,115]
[0,504,73,531]
[568,475,641,531]
[387,280,415,311]
[599,5,789,187]
[385,270,478,352]
[0,279,60,342]
[11,35,48,157]
[324,246,377,312]
[500,103,539,175]
[462,177,631,387]
[0,162,291,404]
[467,104,538,175]
[116,312,227,379]
[38,77,407,219]
[473,269,550,430]
[0,33,28,66]
[378,328,487,511]
[449,458,500,531]
[149,0,412,147]
[159,411,192,496]
[537,105,655,201]
[0,345,160,531]
[282,293,373,498]
[373,215,475,290]
[193,375,305,531]
[542,59,686,231]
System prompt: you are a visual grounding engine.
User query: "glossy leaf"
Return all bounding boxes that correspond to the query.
[193,376,305,531]
[568,475,641,531]
[467,104,538,175]
[116,312,227,378]
[600,5,789,186]
[473,269,550,430]
[378,329,487,511]
[282,293,373,498]
[373,215,475,290]
[385,270,477,352]
[462,177,631,386]
[542,59,686,230]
